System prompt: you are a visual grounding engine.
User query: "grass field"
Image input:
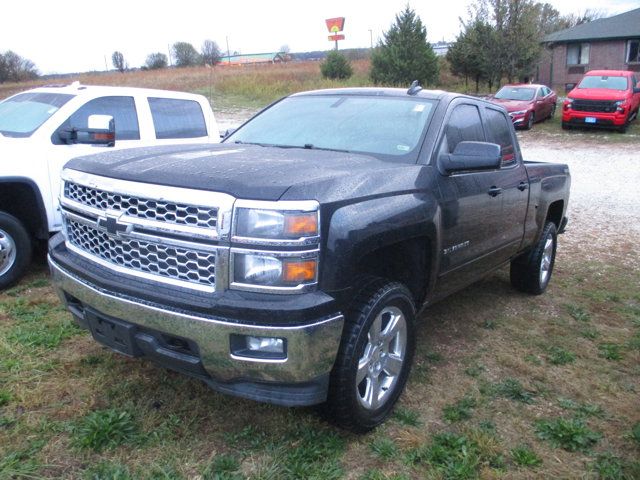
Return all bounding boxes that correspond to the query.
[1,62,640,479]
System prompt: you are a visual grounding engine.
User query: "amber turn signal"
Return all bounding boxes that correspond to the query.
[284,212,318,236]
[283,260,317,283]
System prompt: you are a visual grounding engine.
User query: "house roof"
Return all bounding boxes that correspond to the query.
[221,53,284,63]
[542,8,640,43]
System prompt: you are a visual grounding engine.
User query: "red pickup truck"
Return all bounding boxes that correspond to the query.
[562,70,640,133]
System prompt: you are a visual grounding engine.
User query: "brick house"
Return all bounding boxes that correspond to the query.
[537,8,640,93]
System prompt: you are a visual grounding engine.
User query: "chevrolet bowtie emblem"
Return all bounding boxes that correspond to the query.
[97,214,131,236]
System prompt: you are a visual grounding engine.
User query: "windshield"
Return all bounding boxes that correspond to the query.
[578,75,628,91]
[494,87,535,101]
[226,95,436,159]
[0,92,74,137]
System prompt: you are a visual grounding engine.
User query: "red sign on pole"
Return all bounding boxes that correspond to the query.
[328,34,345,41]
[325,17,345,33]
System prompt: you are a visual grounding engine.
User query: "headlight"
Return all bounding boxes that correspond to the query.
[510,110,528,116]
[235,208,318,239]
[232,251,318,290]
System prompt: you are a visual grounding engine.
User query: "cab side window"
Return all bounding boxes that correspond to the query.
[438,104,484,157]
[484,108,516,167]
[53,96,140,144]
[148,98,207,139]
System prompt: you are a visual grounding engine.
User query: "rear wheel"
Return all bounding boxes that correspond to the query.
[510,222,557,295]
[327,279,416,432]
[549,104,556,119]
[0,212,32,290]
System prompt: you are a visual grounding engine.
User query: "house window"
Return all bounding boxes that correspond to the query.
[567,43,589,65]
[627,40,640,64]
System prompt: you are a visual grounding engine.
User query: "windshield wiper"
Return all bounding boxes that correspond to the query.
[302,144,351,153]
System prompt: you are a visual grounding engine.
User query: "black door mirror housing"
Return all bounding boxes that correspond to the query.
[59,115,115,147]
[439,141,502,174]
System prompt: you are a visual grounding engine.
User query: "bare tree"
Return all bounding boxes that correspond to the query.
[201,40,221,66]
[111,51,127,73]
[0,50,39,83]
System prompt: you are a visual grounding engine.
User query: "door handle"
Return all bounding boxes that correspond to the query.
[488,186,502,197]
[517,181,528,191]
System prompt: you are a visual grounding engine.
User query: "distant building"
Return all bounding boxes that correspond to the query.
[537,8,640,92]
[432,41,452,57]
[218,52,288,66]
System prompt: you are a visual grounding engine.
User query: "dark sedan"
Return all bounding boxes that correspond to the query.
[490,84,557,130]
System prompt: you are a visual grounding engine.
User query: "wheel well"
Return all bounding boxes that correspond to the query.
[546,200,564,229]
[0,182,47,239]
[354,237,431,306]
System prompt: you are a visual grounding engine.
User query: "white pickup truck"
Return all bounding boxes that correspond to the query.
[0,82,219,288]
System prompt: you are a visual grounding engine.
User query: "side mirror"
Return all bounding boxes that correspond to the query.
[59,115,115,147]
[439,141,502,175]
[220,128,236,140]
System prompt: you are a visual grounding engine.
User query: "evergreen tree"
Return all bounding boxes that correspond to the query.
[320,51,353,80]
[370,6,439,86]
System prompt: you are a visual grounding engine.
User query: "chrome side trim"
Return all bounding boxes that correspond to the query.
[49,256,344,383]
[229,247,319,294]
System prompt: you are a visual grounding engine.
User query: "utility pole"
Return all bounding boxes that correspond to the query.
[167,44,172,66]
[369,29,373,49]
[226,36,231,64]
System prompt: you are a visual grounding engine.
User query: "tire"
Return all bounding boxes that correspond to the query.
[0,212,32,290]
[561,121,571,130]
[549,104,556,120]
[510,222,557,295]
[617,118,629,133]
[525,112,535,130]
[327,279,416,432]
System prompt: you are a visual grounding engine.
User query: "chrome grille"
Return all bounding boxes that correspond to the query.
[64,182,218,229]
[66,218,216,288]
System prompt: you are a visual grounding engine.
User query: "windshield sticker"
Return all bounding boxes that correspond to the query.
[397,144,410,151]
[413,104,425,112]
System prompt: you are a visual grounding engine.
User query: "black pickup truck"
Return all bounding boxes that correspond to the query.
[49,86,570,432]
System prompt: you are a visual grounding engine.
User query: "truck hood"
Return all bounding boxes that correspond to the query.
[64,143,422,202]
[568,88,628,101]
[490,98,532,112]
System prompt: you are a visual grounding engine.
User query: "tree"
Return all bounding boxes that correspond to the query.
[320,51,353,79]
[447,18,497,92]
[144,52,168,70]
[0,50,38,83]
[370,6,439,86]
[201,39,221,66]
[172,42,200,67]
[111,51,126,73]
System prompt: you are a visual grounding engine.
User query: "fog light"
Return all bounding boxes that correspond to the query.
[230,334,287,360]
[247,336,284,353]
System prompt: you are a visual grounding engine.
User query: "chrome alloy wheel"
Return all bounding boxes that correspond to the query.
[0,228,17,277]
[356,306,408,411]
[539,236,554,286]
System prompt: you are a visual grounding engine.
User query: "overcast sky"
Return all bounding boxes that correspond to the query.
[2,0,639,74]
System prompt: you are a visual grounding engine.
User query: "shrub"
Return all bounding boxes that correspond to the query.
[320,51,353,80]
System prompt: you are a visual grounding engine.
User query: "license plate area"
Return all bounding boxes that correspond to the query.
[585,117,597,124]
[86,310,142,357]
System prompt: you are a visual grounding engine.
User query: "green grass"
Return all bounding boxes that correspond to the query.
[535,417,601,452]
[631,422,640,445]
[71,409,139,452]
[370,437,398,460]
[598,343,624,361]
[493,378,537,404]
[510,444,542,468]
[557,398,605,418]
[392,407,422,427]
[546,346,576,365]
[443,396,477,422]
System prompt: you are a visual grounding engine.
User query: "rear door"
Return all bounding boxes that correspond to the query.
[147,97,213,145]
[482,105,530,256]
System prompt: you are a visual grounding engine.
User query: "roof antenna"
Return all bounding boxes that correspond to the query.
[407,80,422,95]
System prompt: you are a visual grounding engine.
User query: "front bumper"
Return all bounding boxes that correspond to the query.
[562,111,627,127]
[49,256,344,406]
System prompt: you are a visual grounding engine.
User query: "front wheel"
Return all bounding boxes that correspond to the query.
[510,222,557,295]
[525,112,535,130]
[0,212,32,290]
[327,279,416,432]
